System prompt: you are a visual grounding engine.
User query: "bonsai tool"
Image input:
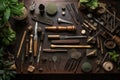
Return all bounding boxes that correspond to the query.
[70,3,80,22]
[43,49,68,53]
[64,49,82,72]
[51,44,92,49]
[17,30,27,58]
[66,4,79,25]
[52,56,57,71]
[51,39,80,45]
[87,30,102,42]
[33,22,38,57]
[25,39,29,57]
[20,48,25,73]
[32,15,54,26]
[48,35,87,40]
[45,26,76,32]
[82,22,93,33]
[29,34,33,54]
[97,36,100,48]
[86,49,97,57]
[95,53,109,72]
[84,20,97,31]
[57,18,73,24]
[94,18,120,47]
[99,37,104,54]
[37,32,45,69]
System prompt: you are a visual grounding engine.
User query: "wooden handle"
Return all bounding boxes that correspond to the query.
[17,31,27,58]
[51,44,92,48]
[84,20,97,30]
[34,39,37,57]
[29,34,33,53]
[51,39,80,44]
[25,39,29,57]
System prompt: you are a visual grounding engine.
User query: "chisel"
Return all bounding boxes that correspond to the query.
[48,35,87,40]
[51,39,80,44]
[34,22,38,57]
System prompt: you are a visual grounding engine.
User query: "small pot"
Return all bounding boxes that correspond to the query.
[104,39,116,49]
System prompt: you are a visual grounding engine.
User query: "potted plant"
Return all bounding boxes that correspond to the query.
[0,0,25,80]
[78,0,98,10]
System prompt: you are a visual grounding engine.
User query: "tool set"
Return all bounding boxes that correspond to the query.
[15,0,120,74]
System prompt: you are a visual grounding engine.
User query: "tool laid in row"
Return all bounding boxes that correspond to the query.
[34,22,38,57]
[45,26,76,32]
[64,49,82,72]
[37,31,45,69]
[48,35,87,40]
[51,39,80,44]
[43,49,68,53]
[51,44,92,49]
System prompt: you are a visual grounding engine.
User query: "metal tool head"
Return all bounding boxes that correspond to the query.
[57,18,73,24]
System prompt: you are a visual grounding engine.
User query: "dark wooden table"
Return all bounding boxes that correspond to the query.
[11,0,120,80]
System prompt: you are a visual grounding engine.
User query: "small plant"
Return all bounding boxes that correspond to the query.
[0,0,24,28]
[108,50,119,62]
[79,0,98,9]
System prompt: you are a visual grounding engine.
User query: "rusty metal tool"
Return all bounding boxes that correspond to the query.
[34,22,38,57]
[97,36,100,48]
[94,18,120,47]
[37,32,45,68]
[17,30,27,58]
[25,39,29,57]
[84,20,97,31]
[87,30,102,42]
[29,34,33,54]
[48,35,87,40]
[70,3,80,22]
[99,37,104,54]
[57,18,73,24]
[95,53,109,72]
[51,44,92,49]
[45,26,76,32]
[43,49,67,53]
[64,49,82,72]
[51,39,80,44]
[66,4,79,25]
[20,49,25,73]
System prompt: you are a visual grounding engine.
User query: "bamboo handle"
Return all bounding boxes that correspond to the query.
[17,31,27,58]
[34,39,37,57]
[29,34,33,53]
[51,44,92,48]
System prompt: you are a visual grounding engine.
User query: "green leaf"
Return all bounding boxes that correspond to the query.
[0,0,6,11]
[80,0,90,3]
[9,0,18,3]
[3,8,10,22]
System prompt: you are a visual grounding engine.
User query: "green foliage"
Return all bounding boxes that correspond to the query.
[0,25,16,46]
[79,0,98,9]
[0,48,16,80]
[108,50,119,62]
[0,0,24,27]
